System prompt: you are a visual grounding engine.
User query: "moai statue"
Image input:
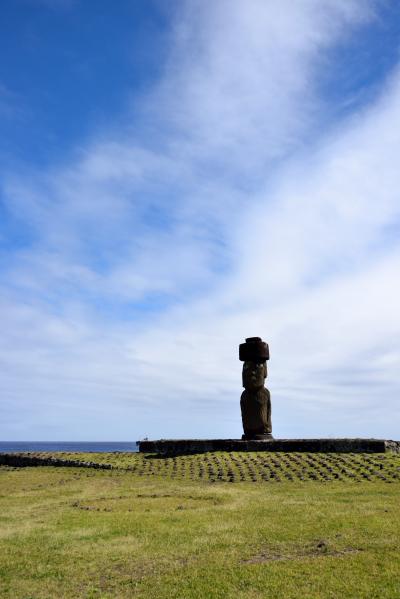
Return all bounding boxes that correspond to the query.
[239,337,272,440]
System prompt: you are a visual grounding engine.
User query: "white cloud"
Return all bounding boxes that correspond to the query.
[1,0,399,441]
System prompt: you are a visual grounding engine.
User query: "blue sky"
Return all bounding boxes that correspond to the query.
[0,0,169,166]
[1,0,400,441]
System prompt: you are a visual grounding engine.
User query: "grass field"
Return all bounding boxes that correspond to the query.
[1,452,400,598]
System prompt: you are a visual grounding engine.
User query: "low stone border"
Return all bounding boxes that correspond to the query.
[0,453,113,469]
[138,438,400,455]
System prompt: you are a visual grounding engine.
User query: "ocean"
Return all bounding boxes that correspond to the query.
[0,441,138,453]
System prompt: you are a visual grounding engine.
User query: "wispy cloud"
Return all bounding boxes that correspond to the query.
[1,0,399,440]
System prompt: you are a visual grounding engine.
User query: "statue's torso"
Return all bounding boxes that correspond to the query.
[240,387,272,437]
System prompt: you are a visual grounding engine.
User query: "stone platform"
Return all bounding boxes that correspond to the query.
[138,438,400,455]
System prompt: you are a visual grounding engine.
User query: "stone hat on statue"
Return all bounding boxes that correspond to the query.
[239,337,269,363]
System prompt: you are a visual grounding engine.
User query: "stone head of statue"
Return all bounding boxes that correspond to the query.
[239,336,269,390]
[242,360,267,390]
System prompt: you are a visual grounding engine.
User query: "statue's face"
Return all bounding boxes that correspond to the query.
[242,361,266,390]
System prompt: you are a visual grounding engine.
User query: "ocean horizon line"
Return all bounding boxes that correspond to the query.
[0,441,139,453]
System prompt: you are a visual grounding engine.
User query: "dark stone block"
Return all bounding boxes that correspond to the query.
[138,438,400,455]
[239,337,269,362]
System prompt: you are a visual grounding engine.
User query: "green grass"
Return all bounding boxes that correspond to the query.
[1,454,400,598]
